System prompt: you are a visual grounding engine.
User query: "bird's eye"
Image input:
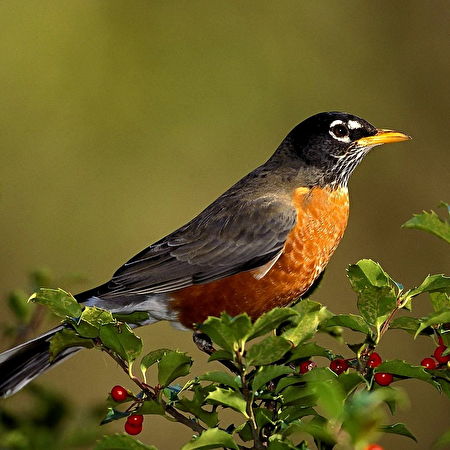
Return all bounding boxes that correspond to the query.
[331,123,349,138]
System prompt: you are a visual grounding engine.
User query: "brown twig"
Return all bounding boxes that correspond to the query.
[379,295,404,339]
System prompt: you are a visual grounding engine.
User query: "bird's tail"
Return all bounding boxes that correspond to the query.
[0,326,80,398]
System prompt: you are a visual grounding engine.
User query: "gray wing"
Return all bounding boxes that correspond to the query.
[101,194,297,298]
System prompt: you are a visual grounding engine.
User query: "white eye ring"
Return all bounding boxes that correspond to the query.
[329,120,351,143]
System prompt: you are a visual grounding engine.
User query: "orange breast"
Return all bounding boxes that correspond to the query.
[170,187,349,328]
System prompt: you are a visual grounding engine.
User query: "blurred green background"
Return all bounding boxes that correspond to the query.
[1,1,449,448]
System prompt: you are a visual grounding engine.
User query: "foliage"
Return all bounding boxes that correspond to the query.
[0,271,104,449]
[25,204,450,449]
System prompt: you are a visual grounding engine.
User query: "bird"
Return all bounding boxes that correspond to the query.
[0,111,410,398]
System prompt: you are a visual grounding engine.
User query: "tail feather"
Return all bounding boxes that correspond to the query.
[0,326,79,398]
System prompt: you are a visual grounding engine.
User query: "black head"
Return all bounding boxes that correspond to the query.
[277,111,409,187]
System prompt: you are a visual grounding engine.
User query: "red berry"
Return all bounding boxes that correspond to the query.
[421,357,438,370]
[365,444,384,450]
[434,345,450,364]
[127,414,144,426]
[299,360,317,373]
[110,385,128,402]
[367,352,382,368]
[329,359,349,375]
[438,335,444,346]
[124,421,142,435]
[374,372,393,386]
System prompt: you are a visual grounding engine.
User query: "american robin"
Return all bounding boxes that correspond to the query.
[0,111,409,397]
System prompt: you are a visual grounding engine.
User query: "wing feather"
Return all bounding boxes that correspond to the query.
[100,193,297,299]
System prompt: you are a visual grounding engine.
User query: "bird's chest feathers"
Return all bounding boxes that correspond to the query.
[273,186,349,283]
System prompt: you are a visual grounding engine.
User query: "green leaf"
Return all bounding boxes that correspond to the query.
[140,348,171,379]
[112,311,150,324]
[249,308,298,339]
[99,322,142,365]
[268,440,300,450]
[254,407,275,428]
[237,408,274,441]
[206,387,248,416]
[136,399,165,416]
[282,421,336,446]
[72,319,99,338]
[246,335,291,366]
[252,365,293,392]
[95,433,157,449]
[380,423,417,442]
[200,315,240,353]
[402,208,450,244]
[375,360,433,383]
[415,309,450,337]
[100,407,130,425]
[181,428,238,450]
[288,342,333,362]
[323,314,370,334]
[407,274,450,299]
[177,385,219,428]
[337,372,366,394]
[80,306,114,326]
[278,405,317,421]
[306,372,345,420]
[282,310,324,346]
[73,306,115,338]
[301,367,336,383]
[198,371,242,390]
[227,314,253,343]
[348,260,398,332]
[29,288,82,318]
[49,328,94,360]
[157,350,192,386]
[207,350,233,362]
[430,291,450,312]
[295,299,323,315]
[279,385,316,406]
[275,375,305,393]
[389,316,421,335]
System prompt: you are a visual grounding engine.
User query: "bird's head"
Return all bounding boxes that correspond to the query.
[281,111,410,187]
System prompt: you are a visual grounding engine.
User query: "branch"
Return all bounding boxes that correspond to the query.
[101,345,206,435]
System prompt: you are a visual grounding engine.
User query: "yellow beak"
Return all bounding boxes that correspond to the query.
[356,129,411,147]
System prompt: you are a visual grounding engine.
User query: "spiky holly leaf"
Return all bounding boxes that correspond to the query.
[347,260,398,335]
[402,205,450,244]
[29,288,81,318]
[99,322,142,365]
[157,350,192,387]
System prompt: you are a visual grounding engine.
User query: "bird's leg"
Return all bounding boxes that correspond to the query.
[192,331,215,355]
[192,331,239,374]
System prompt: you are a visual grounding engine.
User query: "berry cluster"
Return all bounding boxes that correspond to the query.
[420,340,450,370]
[298,339,449,388]
[125,414,144,435]
[110,385,144,435]
[298,352,393,386]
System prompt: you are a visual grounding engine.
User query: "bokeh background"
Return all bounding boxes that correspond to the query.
[1,1,449,448]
